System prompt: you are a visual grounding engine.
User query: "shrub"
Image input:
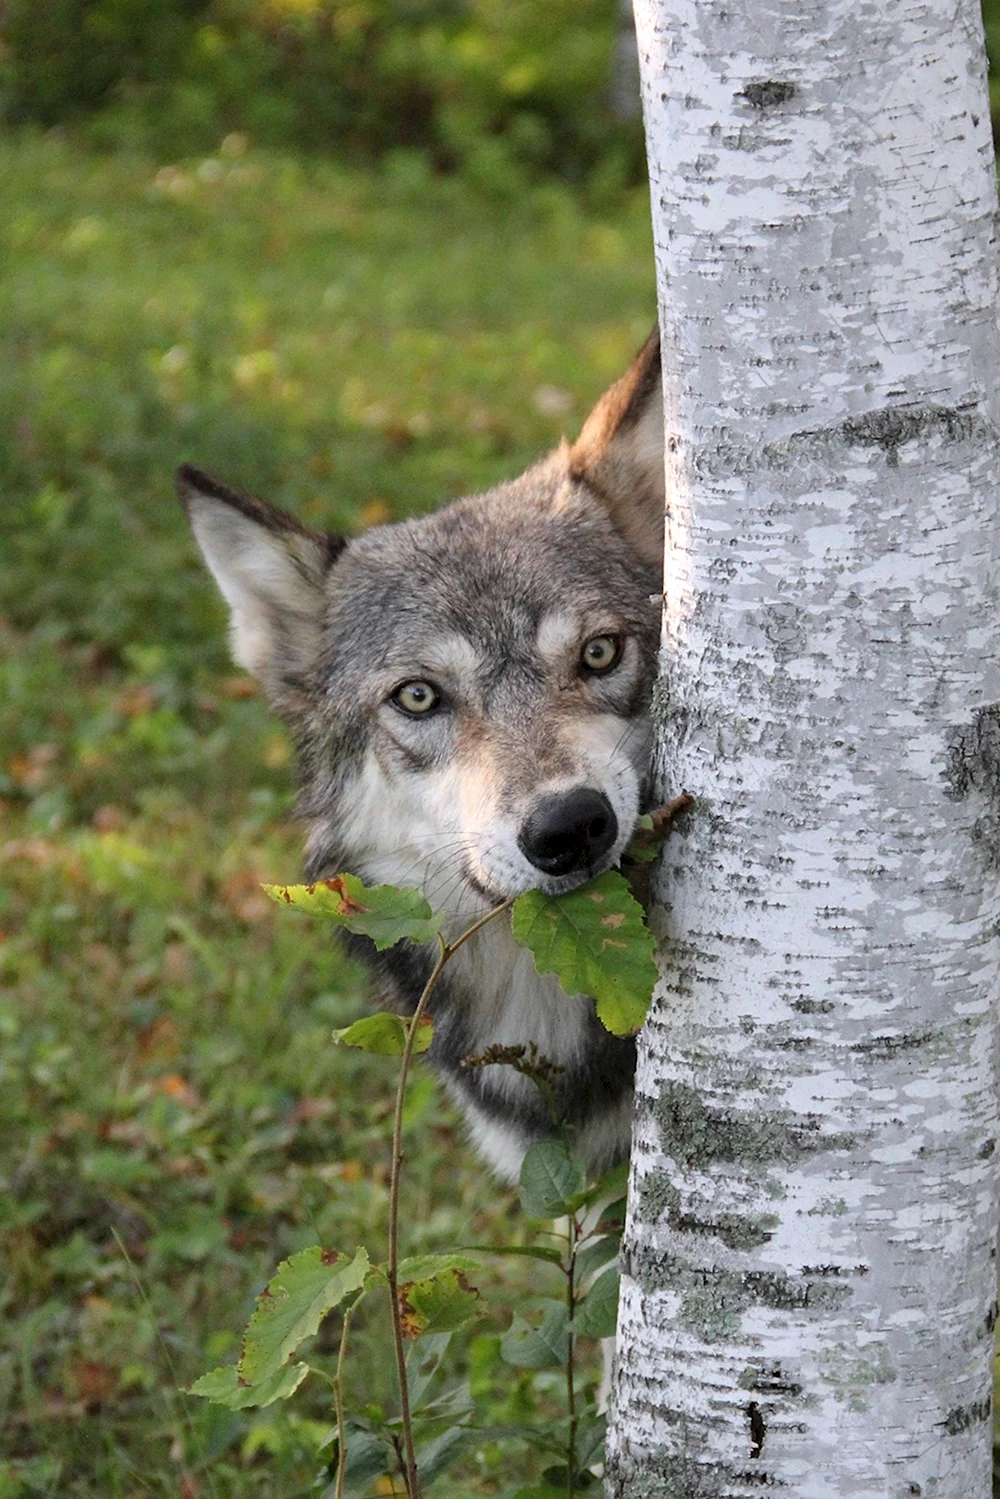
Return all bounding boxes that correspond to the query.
[0,0,646,186]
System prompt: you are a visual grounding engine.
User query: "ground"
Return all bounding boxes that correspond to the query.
[0,129,654,1497]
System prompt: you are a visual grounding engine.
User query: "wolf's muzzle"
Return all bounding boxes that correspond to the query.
[517,788,618,877]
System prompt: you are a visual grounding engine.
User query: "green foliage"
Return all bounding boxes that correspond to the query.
[190,1359,310,1409]
[512,868,657,1034]
[239,1244,370,1384]
[0,0,644,190]
[519,1140,586,1219]
[266,874,445,948]
[500,1299,569,1370]
[398,1268,486,1337]
[334,1011,435,1056]
[187,869,642,1493]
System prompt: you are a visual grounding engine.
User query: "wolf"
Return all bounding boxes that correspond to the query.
[178,329,665,1183]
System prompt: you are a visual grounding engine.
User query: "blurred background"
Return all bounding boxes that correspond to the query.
[0,5,997,1496]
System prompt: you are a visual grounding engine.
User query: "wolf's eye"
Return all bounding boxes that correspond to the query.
[391,680,440,716]
[580,635,622,674]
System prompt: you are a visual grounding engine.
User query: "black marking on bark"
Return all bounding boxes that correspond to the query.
[983,1300,997,1336]
[653,1079,855,1170]
[800,1262,869,1278]
[738,79,797,109]
[747,1402,766,1458]
[791,996,834,1014]
[739,1363,803,1398]
[944,704,1000,867]
[979,1138,995,1159]
[758,402,981,475]
[605,1448,784,1497]
[625,1247,852,1339]
[852,1030,934,1058]
[945,703,1000,799]
[940,1396,991,1435]
[638,1172,777,1250]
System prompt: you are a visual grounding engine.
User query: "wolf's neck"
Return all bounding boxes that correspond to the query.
[441,912,595,1070]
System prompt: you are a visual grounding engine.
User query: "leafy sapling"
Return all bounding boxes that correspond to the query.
[189,801,687,1496]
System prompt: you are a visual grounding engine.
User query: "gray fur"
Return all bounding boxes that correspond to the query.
[177,331,665,1180]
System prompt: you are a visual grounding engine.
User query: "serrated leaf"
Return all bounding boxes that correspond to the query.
[239,1245,369,1385]
[396,1252,481,1281]
[398,1268,485,1338]
[264,874,444,949]
[188,1361,310,1409]
[511,869,656,1034]
[519,1139,585,1219]
[500,1298,569,1368]
[573,1266,620,1340]
[332,1011,433,1055]
[464,1243,565,1266]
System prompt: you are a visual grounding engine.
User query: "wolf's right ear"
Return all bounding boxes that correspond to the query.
[177,464,346,707]
[568,326,665,571]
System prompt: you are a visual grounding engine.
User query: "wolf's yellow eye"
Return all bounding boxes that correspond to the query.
[392,680,440,715]
[580,635,622,674]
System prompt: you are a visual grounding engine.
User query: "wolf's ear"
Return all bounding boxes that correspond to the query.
[177,464,346,706]
[568,326,665,571]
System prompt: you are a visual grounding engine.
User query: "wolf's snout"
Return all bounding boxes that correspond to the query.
[517,789,619,876]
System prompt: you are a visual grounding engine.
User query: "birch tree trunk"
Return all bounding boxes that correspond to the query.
[606,2,1000,1495]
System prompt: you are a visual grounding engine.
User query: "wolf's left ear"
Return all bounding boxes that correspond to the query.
[177,464,346,708]
[568,326,665,571]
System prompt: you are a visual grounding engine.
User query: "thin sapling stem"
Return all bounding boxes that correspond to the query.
[386,897,515,1499]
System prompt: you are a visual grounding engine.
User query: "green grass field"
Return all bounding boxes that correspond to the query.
[0,129,655,1497]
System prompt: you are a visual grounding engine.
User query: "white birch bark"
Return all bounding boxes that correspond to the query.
[607,2,1000,1495]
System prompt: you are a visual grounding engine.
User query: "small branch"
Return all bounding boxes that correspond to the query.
[647,790,694,837]
[387,937,448,1498]
[334,1301,358,1499]
[385,896,513,1499]
[566,1214,578,1499]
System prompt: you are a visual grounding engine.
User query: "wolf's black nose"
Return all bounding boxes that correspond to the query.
[518,789,618,876]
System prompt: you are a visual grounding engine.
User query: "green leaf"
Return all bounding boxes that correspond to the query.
[332,1011,433,1055]
[188,1361,310,1409]
[500,1298,569,1368]
[396,1252,481,1281]
[464,1243,565,1267]
[574,1232,620,1282]
[415,1425,480,1485]
[399,1267,485,1337]
[405,1331,453,1408]
[264,874,444,949]
[519,1139,585,1219]
[239,1245,369,1385]
[574,1412,609,1471]
[511,869,657,1034]
[573,1266,620,1340]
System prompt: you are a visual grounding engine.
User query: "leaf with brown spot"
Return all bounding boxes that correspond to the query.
[264,874,443,949]
[396,1267,486,1338]
[238,1245,369,1385]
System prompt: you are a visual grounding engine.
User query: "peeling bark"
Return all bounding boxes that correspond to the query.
[607,2,1000,1495]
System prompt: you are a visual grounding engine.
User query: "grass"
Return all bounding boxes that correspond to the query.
[0,128,655,1497]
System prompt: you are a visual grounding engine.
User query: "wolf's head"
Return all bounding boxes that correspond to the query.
[179,331,665,921]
